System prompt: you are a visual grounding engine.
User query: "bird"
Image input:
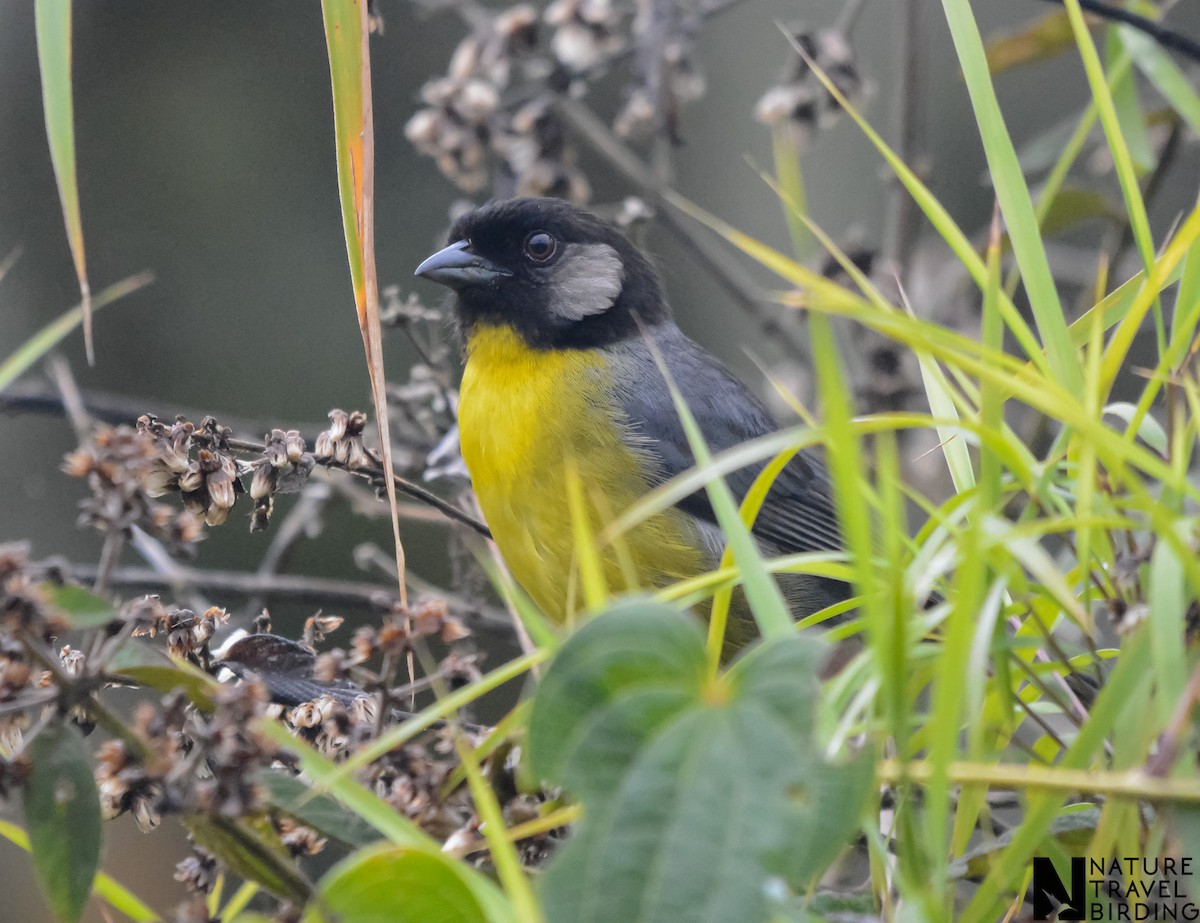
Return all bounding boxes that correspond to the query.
[415,197,847,650]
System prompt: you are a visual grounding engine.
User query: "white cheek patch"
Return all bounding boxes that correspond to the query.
[547,243,624,320]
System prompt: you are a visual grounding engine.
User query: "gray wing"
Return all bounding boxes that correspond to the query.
[608,323,843,559]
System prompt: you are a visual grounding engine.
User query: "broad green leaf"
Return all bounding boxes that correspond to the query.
[303,842,517,923]
[23,722,102,923]
[529,605,871,923]
[183,814,311,904]
[528,600,708,795]
[35,0,92,364]
[41,583,115,629]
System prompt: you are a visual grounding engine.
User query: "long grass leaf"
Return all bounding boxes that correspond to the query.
[938,0,1083,392]
[35,0,92,364]
[768,31,1052,379]
[648,343,793,638]
[322,0,408,605]
[1063,0,1161,352]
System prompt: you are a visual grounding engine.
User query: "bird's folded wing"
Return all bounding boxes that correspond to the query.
[611,325,843,557]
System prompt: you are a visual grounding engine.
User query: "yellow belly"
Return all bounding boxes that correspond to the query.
[458,326,705,621]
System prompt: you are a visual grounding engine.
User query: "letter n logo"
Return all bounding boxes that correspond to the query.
[1032,857,1085,920]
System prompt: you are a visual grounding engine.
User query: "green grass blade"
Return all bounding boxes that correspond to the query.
[770,127,809,258]
[1119,25,1200,135]
[0,818,161,922]
[769,31,1052,380]
[256,721,433,848]
[649,344,794,639]
[1062,0,1161,354]
[939,0,1082,392]
[451,729,542,922]
[0,272,153,394]
[322,0,409,608]
[35,0,92,364]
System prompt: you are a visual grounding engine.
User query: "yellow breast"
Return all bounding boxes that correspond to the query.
[458,325,705,621]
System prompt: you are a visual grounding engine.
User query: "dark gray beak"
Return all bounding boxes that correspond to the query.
[414,239,509,289]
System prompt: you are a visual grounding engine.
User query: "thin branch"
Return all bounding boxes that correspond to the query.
[324,458,491,538]
[49,561,514,630]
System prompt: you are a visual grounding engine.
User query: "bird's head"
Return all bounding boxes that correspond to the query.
[414,197,669,349]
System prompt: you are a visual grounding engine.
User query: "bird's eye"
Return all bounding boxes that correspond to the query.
[523,231,557,263]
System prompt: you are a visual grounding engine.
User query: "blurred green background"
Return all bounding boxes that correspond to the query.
[1,1,1197,919]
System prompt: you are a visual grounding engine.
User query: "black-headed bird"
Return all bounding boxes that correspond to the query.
[416,197,846,648]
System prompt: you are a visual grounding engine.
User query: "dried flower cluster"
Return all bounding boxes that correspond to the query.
[62,422,206,551]
[312,409,370,470]
[0,543,64,643]
[129,596,231,664]
[0,541,562,923]
[406,0,716,199]
[754,28,864,150]
[406,0,594,200]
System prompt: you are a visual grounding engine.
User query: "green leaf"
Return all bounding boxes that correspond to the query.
[1119,24,1200,136]
[41,583,116,629]
[1107,28,1155,175]
[302,842,517,923]
[255,770,381,849]
[1103,402,1167,456]
[183,814,312,904]
[528,605,872,923]
[1036,186,1122,238]
[528,600,708,795]
[941,0,1083,393]
[35,0,93,364]
[110,640,220,712]
[22,722,102,923]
